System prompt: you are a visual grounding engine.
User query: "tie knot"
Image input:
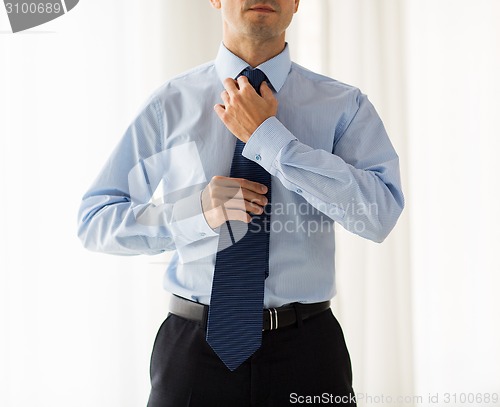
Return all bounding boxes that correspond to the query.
[239,68,268,95]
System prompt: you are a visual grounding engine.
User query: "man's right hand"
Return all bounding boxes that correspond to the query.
[201,176,269,230]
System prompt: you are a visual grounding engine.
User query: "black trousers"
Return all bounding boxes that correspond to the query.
[147,308,357,407]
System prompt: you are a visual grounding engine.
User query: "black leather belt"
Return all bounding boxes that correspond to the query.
[169,295,331,331]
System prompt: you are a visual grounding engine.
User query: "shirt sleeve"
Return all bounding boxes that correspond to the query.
[77,95,217,256]
[242,91,404,243]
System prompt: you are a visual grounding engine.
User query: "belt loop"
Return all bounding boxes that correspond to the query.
[293,303,303,329]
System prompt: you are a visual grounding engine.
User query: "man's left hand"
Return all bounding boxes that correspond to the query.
[214,76,278,143]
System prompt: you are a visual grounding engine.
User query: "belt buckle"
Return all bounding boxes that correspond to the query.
[265,308,279,331]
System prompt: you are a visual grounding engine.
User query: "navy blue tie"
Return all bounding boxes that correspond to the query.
[206,68,271,371]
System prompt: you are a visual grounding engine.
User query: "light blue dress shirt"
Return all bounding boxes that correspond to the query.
[78,43,404,308]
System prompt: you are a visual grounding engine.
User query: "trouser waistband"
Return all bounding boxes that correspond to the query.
[169,294,331,331]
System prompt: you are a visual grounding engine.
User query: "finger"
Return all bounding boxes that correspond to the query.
[225,209,252,224]
[238,178,269,195]
[223,78,239,96]
[214,104,226,118]
[236,75,253,91]
[205,206,251,229]
[225,184,269,205]
[242,189,268,206]
[214,176,267,194]
[220,90,230,105]
[210,177,268,204]
[223,197,264,215]
[218,186,267,208]
[260,81,274,100]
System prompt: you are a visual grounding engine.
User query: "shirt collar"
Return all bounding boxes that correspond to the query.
[215,42,291,93]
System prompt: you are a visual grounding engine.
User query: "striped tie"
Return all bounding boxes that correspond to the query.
[206,68,271,371]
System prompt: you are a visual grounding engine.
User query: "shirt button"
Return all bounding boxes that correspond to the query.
[255,154,261,161]
[200,232,206,237]
[296,188,302,194]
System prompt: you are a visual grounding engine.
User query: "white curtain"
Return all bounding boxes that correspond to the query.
[289,1,414,403]
[1,1,499,406]
[404,0,500,400]
[0,1,216,405]
[289,1,500,405]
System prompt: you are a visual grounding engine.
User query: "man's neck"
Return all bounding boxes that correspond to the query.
[223,35,286,68]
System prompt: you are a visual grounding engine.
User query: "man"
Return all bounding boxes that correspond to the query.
[78,0,404,405]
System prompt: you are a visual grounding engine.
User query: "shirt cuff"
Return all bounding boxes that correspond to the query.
[170,190,218,246]
[242,116,297,173]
